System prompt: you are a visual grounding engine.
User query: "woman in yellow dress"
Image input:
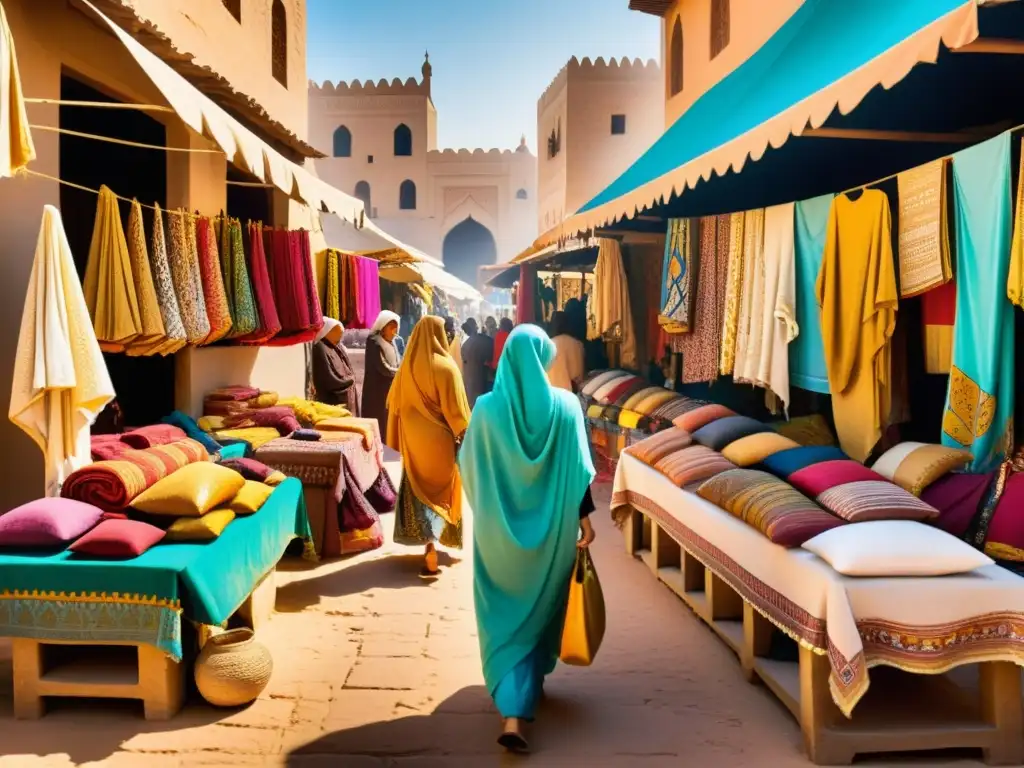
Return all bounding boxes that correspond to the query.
[386,316,471,577]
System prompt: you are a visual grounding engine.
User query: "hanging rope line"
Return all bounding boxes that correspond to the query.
[24,98,175,114]
[30,125,224,154]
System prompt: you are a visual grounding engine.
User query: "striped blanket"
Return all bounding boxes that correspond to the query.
[61,438,210,512]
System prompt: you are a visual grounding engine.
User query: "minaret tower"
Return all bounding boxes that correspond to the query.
[422,51,433,97]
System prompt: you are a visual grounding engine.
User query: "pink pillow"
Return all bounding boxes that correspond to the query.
[70,519,165,558]
[788,460,885,499]
[0,498,104,547]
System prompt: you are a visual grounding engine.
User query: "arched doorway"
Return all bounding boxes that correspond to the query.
[442,217,497,288]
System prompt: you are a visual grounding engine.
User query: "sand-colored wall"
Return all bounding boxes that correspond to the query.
[0,0,308,506]
[538,58,662,231]
[123,0,309,139]
[662,0,802,126]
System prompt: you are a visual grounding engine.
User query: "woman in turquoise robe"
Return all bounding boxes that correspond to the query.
[459,324,596,753]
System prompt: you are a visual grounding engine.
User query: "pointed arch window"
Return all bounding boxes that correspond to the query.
[271,0,287,87]
[711,0,730,59]
[333,126,351,157]
[394,124,413,156]
[222,0,241,22]
[355,181,372,215]
[399,180,417,210]
[670,17,683,96]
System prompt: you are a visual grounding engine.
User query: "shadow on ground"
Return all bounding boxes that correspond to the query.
[275,549,462,611]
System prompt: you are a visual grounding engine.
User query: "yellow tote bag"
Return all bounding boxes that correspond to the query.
[559,548,606,666]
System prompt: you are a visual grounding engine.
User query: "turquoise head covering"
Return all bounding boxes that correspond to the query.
[460,324,595,696]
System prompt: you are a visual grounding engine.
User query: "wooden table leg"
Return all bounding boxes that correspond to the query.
[799,646,853,765]
[980,661,1024,765]
[12,639,44,719]
[140,644,185,721]
[623,506,642,556]
[741,603,772,683]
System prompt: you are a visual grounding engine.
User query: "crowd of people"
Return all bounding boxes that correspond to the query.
[309,303,596,754]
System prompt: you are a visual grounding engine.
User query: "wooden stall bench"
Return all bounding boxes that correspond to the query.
[0,478,310,720]
[614,453,1024,766]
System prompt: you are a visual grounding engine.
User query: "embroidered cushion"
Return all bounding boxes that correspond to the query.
[165,508,236,542]
[220,457,276,482]
[803,520,993,576]
[760,445,848,480]
[227,480,275,515]
[692,415,770,452]
[673,403,734,433]
[624,428,693,467]
[652,446,735,488]
[0,498,104,547]
[982,473,1024,562]
[921,471,994,538]
[696,469,843,547]
[788,460,887,499]
[721,432,800,468]
[815,480,939,523]
[69,519,165,557]
[131,462,245,517]
[871,442,974,496]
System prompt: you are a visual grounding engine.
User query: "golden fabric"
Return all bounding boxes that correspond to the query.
[124,200,166,356]
[10,206,115,496]
[1008,151,1024,307]
[325,249,341,320]
[816,191,898,462]
[212,427,281,450]
[591,239,637,369]
[316,417,375,450]
[83,186,142,353]
[719,211,746,376]
[897,159,951,298]
[277,397,350,426]
[386,315,470,525]
[733,208,766,384]
[167,210,209,344]
[0,1,34,177]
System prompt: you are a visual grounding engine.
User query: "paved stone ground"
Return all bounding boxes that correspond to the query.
[0,482,997,767]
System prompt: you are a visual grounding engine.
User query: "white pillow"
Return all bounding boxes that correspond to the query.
[802,520,993,577]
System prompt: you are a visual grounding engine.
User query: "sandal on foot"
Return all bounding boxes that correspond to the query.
[498,731,529,753]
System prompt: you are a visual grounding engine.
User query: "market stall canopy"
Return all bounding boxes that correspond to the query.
[379,261,483,303]
[321,215,443,266]
[485,241,599,288]
[540,0,1018,245]
[79,0,364,224]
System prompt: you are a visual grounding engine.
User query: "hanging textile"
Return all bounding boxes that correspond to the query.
[195,217,232,344]
[658,218,695,334]
[11,206,114,496]
[942,133,1015,473]
[83,186,142,352]
[324,249,341,321]
[147,204,187,355]
[1007,139,1024,309]
[237,221,281,345]
[790,194,833,394]
[0,1,34,178]
[220,217,257,338]
[733,208,766,386]
[340,250,359,326]
[677,216,729,383]
[354,256,381,329]
[124,200,166,356]
[718,212,745,376]
[755,203,798,413]
[515,264,537,325]
[896,158,952,298]
[817,190,897,463]
[265,229,323,345]
[167,209,209,344]
[922,279,955,374]
[590,239,637,369]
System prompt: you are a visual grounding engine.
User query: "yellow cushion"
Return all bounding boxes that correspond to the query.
[618,409,643,429]
[633,389,678,415]
[131,462,245,517]
[721,432,801,468]
[213,427,281,450]
[164,508,236,541]
[264,471,287,487]
[197,415,227,432]
[228,480,275,515]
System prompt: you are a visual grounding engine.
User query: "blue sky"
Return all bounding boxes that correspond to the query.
[306,0,661,153]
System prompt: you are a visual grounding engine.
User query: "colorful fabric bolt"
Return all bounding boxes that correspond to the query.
[659,218,695,334]
[790,194,832,394]
[147,204,188,355]
[195,217,232,344]
[124,200,166,355]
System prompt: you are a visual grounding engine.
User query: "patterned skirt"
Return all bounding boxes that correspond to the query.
[393,475,463,549]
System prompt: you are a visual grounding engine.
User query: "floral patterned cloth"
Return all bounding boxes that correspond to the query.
[221,217,258,338]
[124,200,166,356]
[147,204,187,355]
[676,215,730,382]
[195,217,232,344]
[168,209,210,344]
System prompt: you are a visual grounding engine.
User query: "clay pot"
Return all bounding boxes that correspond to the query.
[194,628,272,707]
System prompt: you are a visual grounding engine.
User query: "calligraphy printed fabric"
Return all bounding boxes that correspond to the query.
[659,218,695,334]
[896,158,951,298]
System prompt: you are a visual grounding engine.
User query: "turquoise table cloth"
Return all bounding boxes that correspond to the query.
[0,478,312,660]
